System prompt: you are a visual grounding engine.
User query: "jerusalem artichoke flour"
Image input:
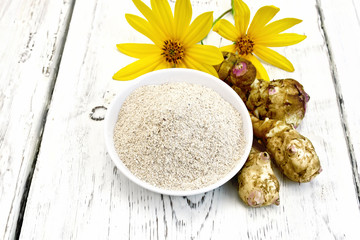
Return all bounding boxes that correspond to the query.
[114,82,245,191]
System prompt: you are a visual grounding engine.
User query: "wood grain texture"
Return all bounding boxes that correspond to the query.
[0,0,75,239]
[317,0,360,204]
[16,0,360,239]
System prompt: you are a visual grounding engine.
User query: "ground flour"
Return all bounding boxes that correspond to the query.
[114,82,245,191]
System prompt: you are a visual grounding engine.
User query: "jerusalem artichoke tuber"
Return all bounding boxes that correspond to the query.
[214,51,257,93]
[246,79,310,128]
[238,147,280,207]
[215,52,309,127]
[250,114,321,182]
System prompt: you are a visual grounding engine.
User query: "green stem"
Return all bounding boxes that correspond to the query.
[231,0,235,15]
[212,8,232,27]
[200,8,233,45]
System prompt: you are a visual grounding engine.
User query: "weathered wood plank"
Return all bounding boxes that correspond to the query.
[317,0,360,204]
[19,0,360,239]
[0,0,75,239]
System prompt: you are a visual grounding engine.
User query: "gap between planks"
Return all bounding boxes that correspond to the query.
[13,0,77,238]
[316,0,360,208]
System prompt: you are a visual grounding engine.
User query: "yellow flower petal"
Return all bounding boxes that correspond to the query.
[183,57,219,77]
[247,6,280,37]
[256,33,307,47]
[132,0,167,40]
[213,19,240,42]
[256,18,303,39]
[201,64,219,77]
[176,62,187,68]
[154,61,171,71]
[243,54,270,81]
[233,0,250,35]
[220,44,236,53]
[116,43,160,59]
[125,14,162,46]
[182,12,213,46]
[113,55,163,80]
[253,45,294,72]
[186,45,224,65]
[151,0,174,38]
[174,0,192,39]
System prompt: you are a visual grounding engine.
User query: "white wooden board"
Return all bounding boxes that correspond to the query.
[0,0,74,239]
[318,0,360,202]
[10,0,360,239]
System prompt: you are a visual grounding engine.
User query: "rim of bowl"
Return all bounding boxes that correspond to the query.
[104,68,253,196]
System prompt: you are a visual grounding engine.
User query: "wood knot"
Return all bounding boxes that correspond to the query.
[90,106,107,121]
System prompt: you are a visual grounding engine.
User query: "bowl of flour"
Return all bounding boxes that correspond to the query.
[105,68,252,196]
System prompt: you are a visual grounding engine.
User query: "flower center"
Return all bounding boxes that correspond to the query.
[161,40,185,65]
[235,35,254,55]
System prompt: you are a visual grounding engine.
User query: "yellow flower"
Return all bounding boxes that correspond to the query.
[113,0,224,80]
[213,0,306,81]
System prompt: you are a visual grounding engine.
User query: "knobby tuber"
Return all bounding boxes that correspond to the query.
[215,52,309,127]
[245,79,310,128]
[214,51,257,96]
[250,114,321,182]
[238,147,280,207]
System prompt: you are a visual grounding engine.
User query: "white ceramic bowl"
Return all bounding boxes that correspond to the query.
[104,68,253,196]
